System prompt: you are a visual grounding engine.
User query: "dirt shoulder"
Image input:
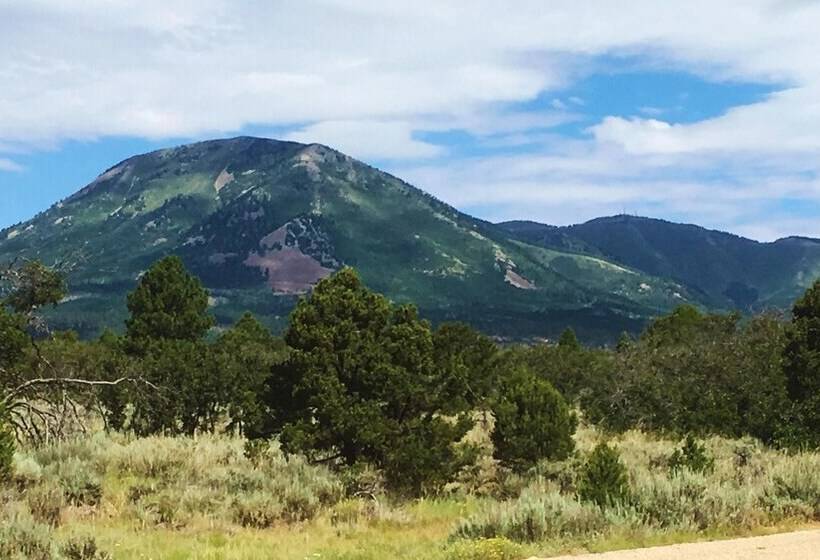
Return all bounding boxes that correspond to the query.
[532,529,820,560]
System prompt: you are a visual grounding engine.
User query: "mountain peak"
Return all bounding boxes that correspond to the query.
[0,137,698,343]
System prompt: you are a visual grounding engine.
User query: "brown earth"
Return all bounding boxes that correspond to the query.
[244,247,333,293]
[213,168,234,192]
[533,529,820,560]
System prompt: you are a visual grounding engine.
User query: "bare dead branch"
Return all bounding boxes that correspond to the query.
[5,376,159,404]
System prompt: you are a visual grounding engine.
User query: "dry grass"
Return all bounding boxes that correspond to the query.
[456,425,819,545]
[0,426,817,559]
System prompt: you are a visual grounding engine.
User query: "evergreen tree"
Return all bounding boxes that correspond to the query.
[269,268,473,494]
[1,304,31,461]
[615,331,633,353]
[491,365,576,472]
[582,308,790,443]
[125,255,213,346]
[783,280,820,446]
[123,256,216,434]
[558,327,581,351]
[668,434,714,474]
[214,313,283,435]
[95,330,133,432]
[0,307,27,371]
[132,339,218,435]
[508,335,604,404]
[578,443,630,508]
[432,322,499,413]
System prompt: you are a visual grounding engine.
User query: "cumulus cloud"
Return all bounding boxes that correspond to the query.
[6,0,811,148]
[286,120,442,160]
[394,141,820,241]
[590,87,820,155]
[3,1,820,238]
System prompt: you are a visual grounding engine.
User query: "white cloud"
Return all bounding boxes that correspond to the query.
[394,143,820,241]
[0,158,23,172]
[734,218,820,242]
[591,87,820,155]
[285,120,442,160]
[3,1,820,238]
[7,0,816,148]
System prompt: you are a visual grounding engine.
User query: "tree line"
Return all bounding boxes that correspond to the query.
[1,256,818,493]
[513,300,818,449]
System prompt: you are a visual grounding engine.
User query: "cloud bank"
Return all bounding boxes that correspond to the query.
[2,0,820,239]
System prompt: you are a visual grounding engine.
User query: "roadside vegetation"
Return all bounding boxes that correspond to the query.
[1,256,818,558]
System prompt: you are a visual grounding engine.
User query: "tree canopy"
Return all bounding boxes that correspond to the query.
[491,365,576,472]
[125,255,214,345]
[268,268,475,494]
[783,280,820,446]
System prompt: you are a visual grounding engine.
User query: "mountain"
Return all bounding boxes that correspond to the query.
[0,137,692,342]
[500,215,820,311]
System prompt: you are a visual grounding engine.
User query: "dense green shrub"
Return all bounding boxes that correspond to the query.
[0,305,29,369]
[669,435,714,474]
[582,308,791,444]
[214,312,285,436]
[432,322,500,413]
[577,443,629,508]
[491,367,576,472]
[269,268,474,495]
[506,334,607,405]
[131,339,223,435]
[94,330,131,432]
[783,280,820,448]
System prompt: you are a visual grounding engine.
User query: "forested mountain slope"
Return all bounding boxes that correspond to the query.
[500,215,820,311]
[0,138,691,341]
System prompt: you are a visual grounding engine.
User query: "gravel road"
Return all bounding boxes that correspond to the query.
[532,529,820,560]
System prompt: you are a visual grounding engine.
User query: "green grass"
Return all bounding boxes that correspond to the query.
[54,500,486,560]
[47,508,815,560]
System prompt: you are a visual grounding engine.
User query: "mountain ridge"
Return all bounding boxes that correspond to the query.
[1,137,816,342]
[498,214,820,311]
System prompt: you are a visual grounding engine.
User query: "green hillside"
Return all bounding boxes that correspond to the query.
[0,138,692,342]
[500,215,820,311]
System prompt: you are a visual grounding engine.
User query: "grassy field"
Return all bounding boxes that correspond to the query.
[2,425,818,560]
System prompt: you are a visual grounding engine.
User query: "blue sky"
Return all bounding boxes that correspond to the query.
[3,2,820,240]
